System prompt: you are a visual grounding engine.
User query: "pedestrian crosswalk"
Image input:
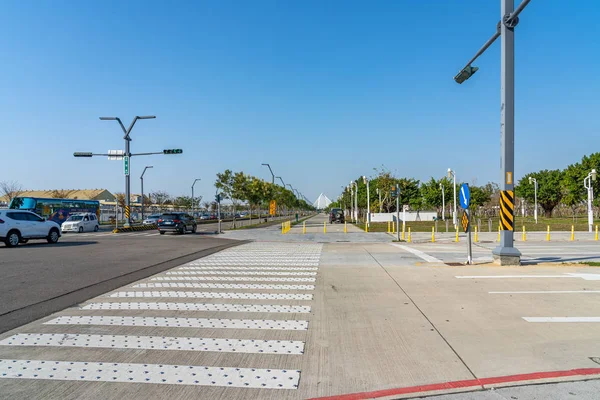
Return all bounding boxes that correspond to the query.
[0,242,323,395]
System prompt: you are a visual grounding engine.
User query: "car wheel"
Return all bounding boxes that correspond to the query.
[192,224,197,233]
[179,226,185,235]
[94,225,99,232]
[78,226,84,233]
[47,228,60,244]
[5,230,20,247]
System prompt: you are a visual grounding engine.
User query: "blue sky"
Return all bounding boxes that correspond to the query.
[1,0,598,203]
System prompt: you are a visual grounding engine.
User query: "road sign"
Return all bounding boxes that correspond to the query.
[499,190,515,231]
[390,185,398,197]
[123,156,130,176]
[459,183,470,209]
[108,150,124,160]
[269,200,276,216]
[461,211,469,233]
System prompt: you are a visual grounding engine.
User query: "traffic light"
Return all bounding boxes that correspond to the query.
[215,194,221,203]
[390,185,398,197]
[73,152,93,157]
[163,149,183,154]
[454,66,479,84]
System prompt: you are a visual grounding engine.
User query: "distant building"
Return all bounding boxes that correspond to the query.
[0,189,116,204]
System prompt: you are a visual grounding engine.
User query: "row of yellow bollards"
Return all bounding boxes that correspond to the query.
[493,224,600,242]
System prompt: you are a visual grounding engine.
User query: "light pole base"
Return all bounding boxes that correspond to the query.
[492,246,521,266]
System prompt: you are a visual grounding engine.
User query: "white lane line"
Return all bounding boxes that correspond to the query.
[0,359,300,389]
[82,302,311,313]
[151,277,316,282]
[45,315,309,330]
[457,273,600,281]
[189,262,319,266]
[179,266,319,271]
[133,283,315,290]
[109,291,313,300]
[523,317,600,323]
[166,271,317,276]
[0,333,305,355]
[389,243,443,263]
[491,291,600,294]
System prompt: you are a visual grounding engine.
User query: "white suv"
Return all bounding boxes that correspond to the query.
[61,212,100,233]
[0,209,61,247]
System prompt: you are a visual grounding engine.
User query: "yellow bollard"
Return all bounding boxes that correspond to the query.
[522,226,526,241]
[392,221,395,233]
[455,227,459,242]
[431,227,435,243]
[303,221,306,234]
[474,226,479,242]
[401,226,405,241]
[497,226,501,242]
[387,221,390,233]
[365,220,368,233]
[344,221,347,233]
[408,227,412,243]
[596,225,598,241]
[324,222,327,234]
[571,225,575,241]
[282,222,284,234]
[546,225,550,241]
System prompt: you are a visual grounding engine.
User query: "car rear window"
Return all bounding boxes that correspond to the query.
[161,214,182,220]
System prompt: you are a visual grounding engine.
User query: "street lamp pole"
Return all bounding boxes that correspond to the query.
[140,166,153,221]
[100,115,156,227]
[191,178,201,216]
[276,176,285,187]
[584,169,597,233]
[349,185,354,222]
[440,182,445,221]
[363,176,370,227]
[528,177,538,224]
[261,163,275,184]
[447,168,457,228]
[376,188,382,213]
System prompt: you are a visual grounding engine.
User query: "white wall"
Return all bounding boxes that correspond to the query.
[370,211,438,222]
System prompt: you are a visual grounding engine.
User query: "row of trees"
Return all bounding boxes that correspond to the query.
[214,169,314,217]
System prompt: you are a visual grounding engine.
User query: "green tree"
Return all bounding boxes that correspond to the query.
[516,169,563,217]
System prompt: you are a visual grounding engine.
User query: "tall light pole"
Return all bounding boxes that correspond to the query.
[447,168,457,227]
[584,169,597,233]
[348,185,354,221]
[363,176,370,227]
[350,181,358,223]
[261,163,275,184]
[140,166,153,221]
[376,188,382,213]
[191,178,201,216]
[528,176,538,224]
[100,115,156,227]
[276,176,285,187]
[440,182,445,221]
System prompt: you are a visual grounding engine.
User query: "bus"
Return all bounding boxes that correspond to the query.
[9,197,101,226]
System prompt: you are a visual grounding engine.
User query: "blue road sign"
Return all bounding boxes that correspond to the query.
[459,183,471,209]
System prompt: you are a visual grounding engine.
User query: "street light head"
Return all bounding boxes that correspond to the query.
[454,66,479,84]
[362,176,367,184]
[528,176,533,184]
[99,117,117,121]
[447,168,453,178]
[592,169,597,181]
[137,116,156,120]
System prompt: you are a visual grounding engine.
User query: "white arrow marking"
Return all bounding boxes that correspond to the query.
[461,186,468,206]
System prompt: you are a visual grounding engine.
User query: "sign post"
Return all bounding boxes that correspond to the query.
[459,183,473,265]
[391,185,400,241]
[269,200,276,216]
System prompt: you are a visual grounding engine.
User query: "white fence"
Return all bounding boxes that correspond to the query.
[369,211,437,222]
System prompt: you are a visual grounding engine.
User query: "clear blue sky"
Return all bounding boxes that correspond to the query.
[1,0,598,203]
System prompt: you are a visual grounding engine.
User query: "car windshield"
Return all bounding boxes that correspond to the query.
[67,215,84,221]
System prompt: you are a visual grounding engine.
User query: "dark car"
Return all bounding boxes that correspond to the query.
[158,213,197,235]
[329,208,345,224]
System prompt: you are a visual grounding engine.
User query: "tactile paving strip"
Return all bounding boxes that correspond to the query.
[0,333,305,355]
[82,302,311,313]
[132,283,315,290]
[0,359,300,388]
[178,266,319,271]
[45,316,309,331]
[166,271,317,276]
[109,291,313,300]
[151,276,316,282]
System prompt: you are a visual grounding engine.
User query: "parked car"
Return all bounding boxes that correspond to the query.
[143,214,161,225]
[329,208,345,224]
[61,212,99,233]
[157,213,197,235]
[199,214,210,220]
[0,209,61,247]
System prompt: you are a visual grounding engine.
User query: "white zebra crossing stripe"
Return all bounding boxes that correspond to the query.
[132,282,315,290]
[0,333,305,355]
[82,302,311,313]
[178,266,319,271]
[0,359,301,388]
[151,276,316,282]
[166,271,317,276]
[108,291,313,300]
[44,316,309,330]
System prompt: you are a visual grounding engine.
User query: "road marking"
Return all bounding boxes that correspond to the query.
[109,291,313,300]
[0,359,300,389]
[45,315,309,330]
[523,317,600,323]
[0,333,305,355]
[190,262,319,266]
[151,276,316,282]
[491,290,600,294]
[82,302,311,313]
[179,266,319,271]
[457,273,600,281]
[132,282,315,290]
[389,243,443,263]
[166,271,317,276]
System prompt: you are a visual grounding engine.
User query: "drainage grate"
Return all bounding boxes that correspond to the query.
[132,283,315,290]
[0,333,305,355]
[82,302,311,313]
[109,291,313,300]
[45,316,309,331]
[0,359,300,388]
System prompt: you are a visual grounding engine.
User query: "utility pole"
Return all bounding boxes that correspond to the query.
[440,182,445,221]
[363,176,370,227]
[528,177,538,224]
[453,0,531,265]
[448,168,457,228]
[584,169,597,233]
[191,178,201,216]
[140,166,153,221]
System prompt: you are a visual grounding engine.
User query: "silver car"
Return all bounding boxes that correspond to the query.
[143,214,161,225]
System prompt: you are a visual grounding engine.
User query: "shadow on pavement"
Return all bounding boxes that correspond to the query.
[0,241,98,249]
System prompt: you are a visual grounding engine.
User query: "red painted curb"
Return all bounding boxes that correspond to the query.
[307,367,600,400]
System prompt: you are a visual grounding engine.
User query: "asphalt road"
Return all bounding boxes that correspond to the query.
[0,231,243,333]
